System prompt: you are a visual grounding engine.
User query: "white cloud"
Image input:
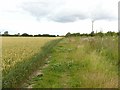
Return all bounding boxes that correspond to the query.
[0,0,118,35]
[21,0,118,22]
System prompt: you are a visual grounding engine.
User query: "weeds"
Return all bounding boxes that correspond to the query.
[31,36,118,88]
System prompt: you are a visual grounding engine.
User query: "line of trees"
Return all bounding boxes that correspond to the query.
[66,31,119,37]
[0,31,119,37]
[0,31,59,37]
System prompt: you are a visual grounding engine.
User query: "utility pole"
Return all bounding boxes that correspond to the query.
[92,20,94,32]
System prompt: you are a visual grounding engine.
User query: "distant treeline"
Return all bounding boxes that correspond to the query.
[65,31,119,37]
[0,31,60,37]
[0,31,119,37]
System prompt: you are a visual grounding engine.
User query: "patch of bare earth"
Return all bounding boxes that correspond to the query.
[22,56,51,88]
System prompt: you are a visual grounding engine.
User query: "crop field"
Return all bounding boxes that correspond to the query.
[2,37,62,87]
[2,37,58,75]
[1,36,119,88]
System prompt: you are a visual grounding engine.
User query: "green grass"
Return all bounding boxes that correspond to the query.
[28,36,118,88]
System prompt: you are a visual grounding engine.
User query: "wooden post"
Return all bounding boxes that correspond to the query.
[92,20,94,32]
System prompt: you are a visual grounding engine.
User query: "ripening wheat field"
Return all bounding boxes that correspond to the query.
[2,37,57,75]
[2,37,62,87]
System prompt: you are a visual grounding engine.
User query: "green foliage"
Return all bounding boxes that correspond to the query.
[65,32,71,37]
[106,31,117,36]
[29,36,118,88]
[90,31,95,37]
[96,31,104,37]
[65,31,118,37]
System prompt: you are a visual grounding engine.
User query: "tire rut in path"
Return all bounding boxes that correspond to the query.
[22,55,51,88]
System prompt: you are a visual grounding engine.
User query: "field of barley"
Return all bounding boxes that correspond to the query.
[2,36,119,88]
[2,37,62,88]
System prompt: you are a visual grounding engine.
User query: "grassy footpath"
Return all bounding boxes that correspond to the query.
[28,36,118,88]
[2,38,62,88]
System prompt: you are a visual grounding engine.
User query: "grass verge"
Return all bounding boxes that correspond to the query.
[30,36,118,88]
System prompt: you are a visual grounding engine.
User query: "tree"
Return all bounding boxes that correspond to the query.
[66,32,71,37]
[90,31,94,37]
[4,31,9,36]
[96,31,104,37]
[106,31,116,36]
[21,33,29,36]
[18,33,20,36]
[76,33,80,36]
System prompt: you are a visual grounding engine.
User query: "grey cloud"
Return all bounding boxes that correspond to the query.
[49,11,88,22]
[20,0,117,23]
[21,2,51,18]
[21,0,64,19]
[21,1,88,22]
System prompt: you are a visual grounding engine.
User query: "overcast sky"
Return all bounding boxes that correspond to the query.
[0,0,119,35]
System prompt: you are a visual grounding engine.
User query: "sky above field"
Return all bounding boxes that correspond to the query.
[0,0,119,35]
